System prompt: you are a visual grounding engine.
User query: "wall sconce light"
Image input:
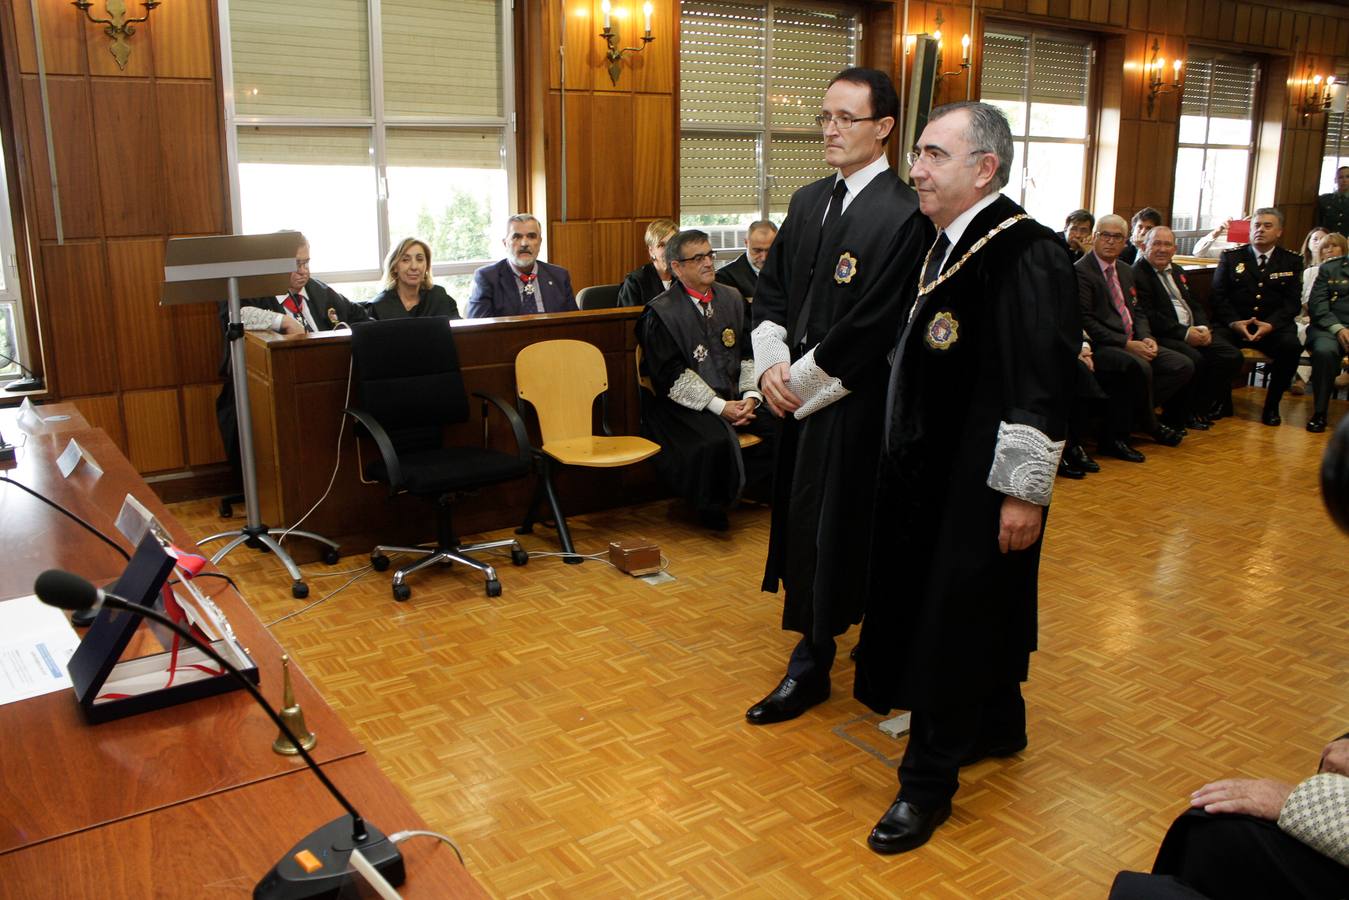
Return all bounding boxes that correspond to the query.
[931,12,970,82]
[73,0,161,71]
[1145,39,1182,115]
[1300,74,1337,119]
[599,0,655,86]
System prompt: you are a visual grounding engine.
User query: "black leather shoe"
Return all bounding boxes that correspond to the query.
[1150,424,1183,447]
[1261,408,1282,427]
[1184,415,1212,431]
[958,734,1028,767]
[1101,439,1145,463]
[745,675,829,725]
[1066,444,1100,473]
[867,796,952,855]
[1057,457,1085,479]
[1206,400,1231,421]
[1307,414,1328,433]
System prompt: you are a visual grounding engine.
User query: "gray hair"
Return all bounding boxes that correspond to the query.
[926,101,1014,191]
[665,229,710,269]
[1252,207,1284,227]
[747,220,778,237]
[504,213,540,235]
[1144,225,1175,248]
[1096,214,1128,235]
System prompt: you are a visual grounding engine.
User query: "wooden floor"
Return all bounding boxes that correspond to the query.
[168,387,1349,899]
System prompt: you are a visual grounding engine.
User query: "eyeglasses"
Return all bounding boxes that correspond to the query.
[676,250,717,265]
[814,113,878,130]
[905,149,988,168]
[1094,232,1126,242]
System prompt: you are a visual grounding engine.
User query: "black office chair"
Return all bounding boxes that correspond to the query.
[345,318,531,600]
[577,283,621,310]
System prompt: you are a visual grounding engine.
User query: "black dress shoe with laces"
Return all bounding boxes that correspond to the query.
[1206,400,1231,421]
[1261,408,1282,427]
[1101,439,1145,463]
[1057,457,1085,479]
[1184,415,1212,431]
[1150,424,1183,447]
[867,796,952,854]
[745,674,830,725]
[1065,443,1100,473]
[1307,414,1327,433]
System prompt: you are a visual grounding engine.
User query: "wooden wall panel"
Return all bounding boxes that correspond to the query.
[549,222,595,291]
[156,82,226,235]
[82,13,153,78]
[106,239,176,389]
[22,76,103,240]
[151,0,215,79]
[41,241,118,397]
[123,388,184,472]
[12,0,85,75]
[632,94,673,219]
[174,303,226,387]
[590,95,634,219]
[90,80,165,237]
[630,0,674,94]
[182,383,226,467]
[591,221,636,286]
[67,394,125,451]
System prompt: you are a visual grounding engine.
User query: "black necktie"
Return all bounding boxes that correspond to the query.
[1257,253,1267,272]
[922,232,951,288]
[821,179,849,238]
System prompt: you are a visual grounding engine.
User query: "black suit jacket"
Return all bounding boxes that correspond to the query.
[1209,245,1302,332]
[1075,251,1152,347]
[1131,259,1209,341]
[616,262,666,308]
[715,253,759,301]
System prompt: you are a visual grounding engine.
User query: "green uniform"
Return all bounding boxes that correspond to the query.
[1306,256,1349,416]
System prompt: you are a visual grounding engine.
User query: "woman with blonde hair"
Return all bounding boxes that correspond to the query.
[616,218,679,307]
[369,237,460,319]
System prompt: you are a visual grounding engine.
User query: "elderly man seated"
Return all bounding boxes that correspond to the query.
[635,229,773,530]
[715,219,778,303]
[466,214,577,318]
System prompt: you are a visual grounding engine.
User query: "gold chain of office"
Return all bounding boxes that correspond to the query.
[916,214,1031,298]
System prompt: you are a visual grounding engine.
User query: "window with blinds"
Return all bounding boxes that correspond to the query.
[980,26,1093,228]
[1321,110,1349,196]
[679,0,859,238]
[1172,53,1259,244]
[225,0,514,288]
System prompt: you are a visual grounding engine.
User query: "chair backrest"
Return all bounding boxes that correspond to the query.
[634,344,654,394]
[349,318,467,452]
[576,283,621,310]
[515,339,608,443]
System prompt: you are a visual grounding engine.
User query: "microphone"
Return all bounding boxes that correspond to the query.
[34,569,406,898]
[0,348,44,392]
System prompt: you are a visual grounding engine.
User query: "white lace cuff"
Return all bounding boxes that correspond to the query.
[241,306,282,332]
[669,369,716,412]
[738,358,758,395]
[986,421,1064,507]
[1278,773,1349,866]
[752,320,790,388]
[789,347,850,419]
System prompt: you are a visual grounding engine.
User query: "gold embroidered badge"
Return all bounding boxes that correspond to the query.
[721,328,736,348]
[925,310,959,350]
[1236,262,1246,274]
[834,252,858,284]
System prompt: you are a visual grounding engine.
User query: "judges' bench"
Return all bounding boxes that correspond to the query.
[245,306,661,556]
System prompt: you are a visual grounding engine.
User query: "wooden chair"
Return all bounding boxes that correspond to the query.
[515,339,659,561]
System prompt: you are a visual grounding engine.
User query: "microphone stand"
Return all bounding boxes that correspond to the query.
[0,348,44,392]
[76,589,405,898]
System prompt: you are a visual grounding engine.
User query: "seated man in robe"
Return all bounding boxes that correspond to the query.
[635,229,773,530]
[466,214,577,318]
[715,219,778,303]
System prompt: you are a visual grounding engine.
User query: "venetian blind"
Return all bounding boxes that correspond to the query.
[381,0,502,118]
[1182,57,1258,120]
[981,32,1029,103]
[980,31,1089,105]
[680,134,759,216]
[231,0,372,117]
[1328,112,1349,159]
[767,134,831,214]
[680,0,767,128]
[769,7,858,128]
[237,127,372,166]
[386,129,502,169]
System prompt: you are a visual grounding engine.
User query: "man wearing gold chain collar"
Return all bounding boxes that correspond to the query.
[854,102,1080,854]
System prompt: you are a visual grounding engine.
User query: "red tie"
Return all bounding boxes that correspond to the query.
[1105,265,1133,341]
[283,292,303,318]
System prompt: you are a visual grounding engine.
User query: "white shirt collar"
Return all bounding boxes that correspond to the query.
[937,191,1002,268]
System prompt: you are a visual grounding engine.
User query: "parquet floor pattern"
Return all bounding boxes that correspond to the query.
[169,388,1349,898]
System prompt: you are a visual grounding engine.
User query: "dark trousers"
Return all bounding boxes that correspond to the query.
[1307,329,1347,416]
[1092,346,1172,436]
[897,682,1025,806]
[1150,808,1349,899]
[787,635,836,679]
[1225,326,1302,412]
[1157,333,1244,418]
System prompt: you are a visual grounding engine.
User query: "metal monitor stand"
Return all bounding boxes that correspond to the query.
[198,277,339,598]
[161,232,339,599]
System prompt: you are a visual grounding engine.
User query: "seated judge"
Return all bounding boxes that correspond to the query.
[239,234,370,333]
[1132,226,1242,430]
[1077,214,1193,449]
[1119,207,1162,265]
[616,218,678,307]
[1306,235,1349,434]
[368,237,460,320]
[635,229,772,531]
[714,219,777,302]
[1209,208,1303,426]
[1062,209,1094,262]
[466,214,576,318]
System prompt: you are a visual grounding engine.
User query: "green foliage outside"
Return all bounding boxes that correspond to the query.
[415,190,493,264]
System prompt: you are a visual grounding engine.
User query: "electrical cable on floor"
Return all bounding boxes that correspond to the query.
[388,829,465,865]
[264,564,373,628]
[275,355,355,546]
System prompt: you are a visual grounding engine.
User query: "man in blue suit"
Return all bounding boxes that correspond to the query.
[466,214,578,318]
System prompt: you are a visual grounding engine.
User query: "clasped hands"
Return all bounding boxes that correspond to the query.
[1125,337,1160,360]
[1229,317,1273,342]
[719,397,758,427]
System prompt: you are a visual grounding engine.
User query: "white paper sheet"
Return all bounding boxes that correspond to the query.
[0,594,80,704]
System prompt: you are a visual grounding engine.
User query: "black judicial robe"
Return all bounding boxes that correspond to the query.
[753,168,927,639]
[368,285,460,320]
[636,282,770,510]
[855,194,1079,712]
[617,263,668,308]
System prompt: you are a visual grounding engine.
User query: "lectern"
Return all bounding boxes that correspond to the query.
[161,233,340,598]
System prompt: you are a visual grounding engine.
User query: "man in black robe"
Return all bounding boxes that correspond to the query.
[635,230,771,529]
[855,101,1079,854]
[744,67,927,725]
[715,220,777,303]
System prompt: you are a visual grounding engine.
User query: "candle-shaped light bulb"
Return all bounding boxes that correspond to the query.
[932,29,941,44]
[1156,56,1165,72]
[602,0,611,29]
[1313,74,1323,85]
[643,1,652,33]
[1173,59,1181,77]
[961,33,970,63]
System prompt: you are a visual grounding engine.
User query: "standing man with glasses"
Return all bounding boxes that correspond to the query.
[744,68,928,727]
[854,101,1078,853]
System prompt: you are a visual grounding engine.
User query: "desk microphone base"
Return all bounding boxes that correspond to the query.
[255,816,405,900]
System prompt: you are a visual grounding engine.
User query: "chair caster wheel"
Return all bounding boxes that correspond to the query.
[511,547,528,566]
[322,547,341,565]
[392,583,411,602]
[485,579,502,598]
[371,554,390,572]
[292,581,309,599]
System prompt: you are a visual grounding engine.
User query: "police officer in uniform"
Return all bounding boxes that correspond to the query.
[1305,250,1349,433]
[1314,166,1349,234]
[1208,208,1303,425]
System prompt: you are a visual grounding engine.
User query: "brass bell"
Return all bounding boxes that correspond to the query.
[272,654,317,755]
